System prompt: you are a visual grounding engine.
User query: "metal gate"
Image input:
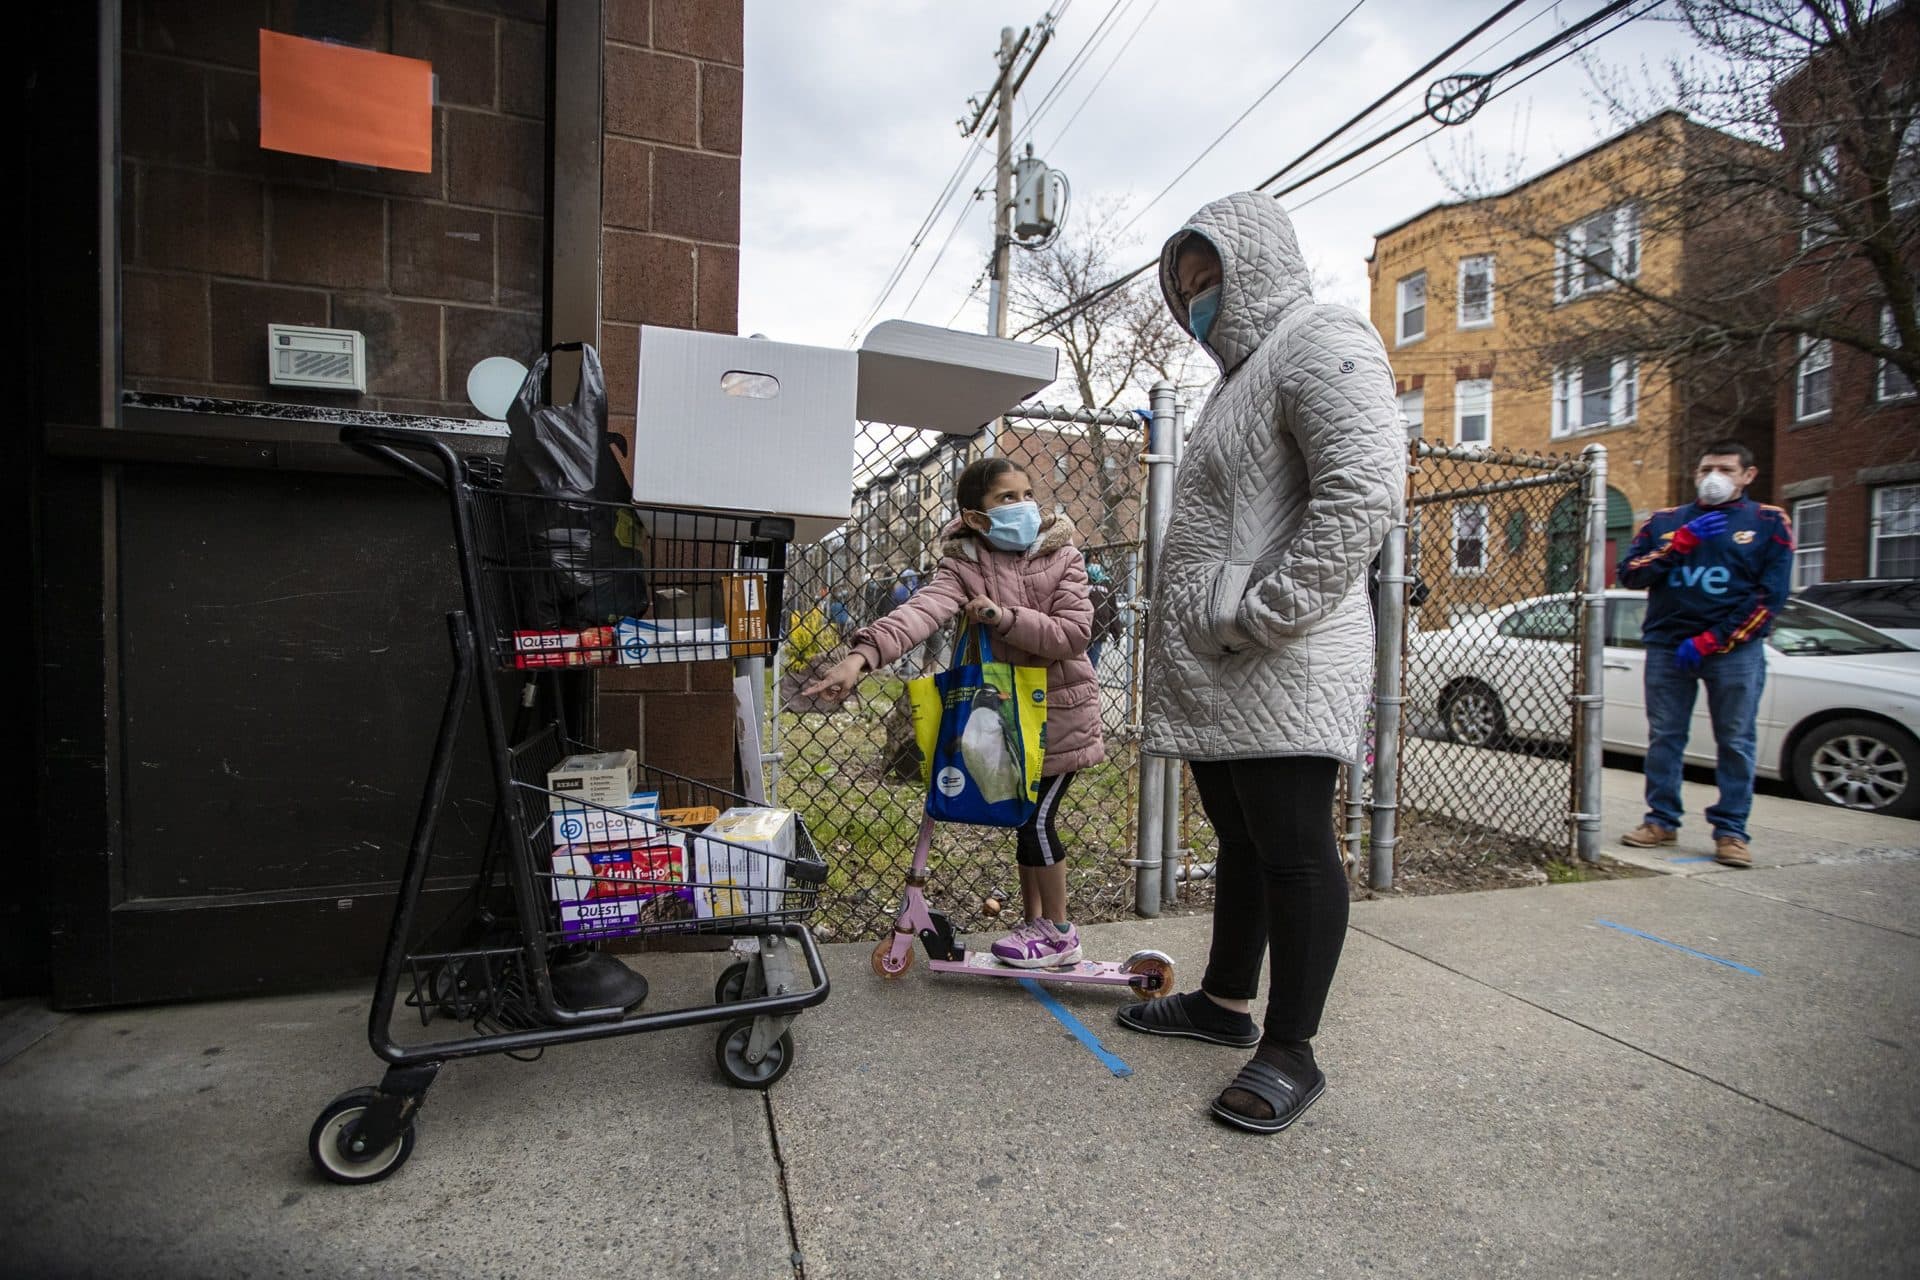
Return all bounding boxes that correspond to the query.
[1366,438,1610,890]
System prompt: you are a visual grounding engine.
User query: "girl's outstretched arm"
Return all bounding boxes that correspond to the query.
[848,564,967,671]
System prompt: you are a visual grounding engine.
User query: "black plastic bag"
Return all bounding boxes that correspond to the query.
[503,343,651,628]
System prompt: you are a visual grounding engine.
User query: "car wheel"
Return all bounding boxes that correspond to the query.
[1441,681,1507,748]
[1790,717,1920,818]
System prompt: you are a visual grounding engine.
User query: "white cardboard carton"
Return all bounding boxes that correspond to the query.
[691,806,797,919]
[545,749,639,812]
[549,791,661,846]
[633,323,1057,542]
[635,328,858,541]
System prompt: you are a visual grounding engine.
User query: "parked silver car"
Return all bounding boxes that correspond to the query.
[1407,591,1920,817]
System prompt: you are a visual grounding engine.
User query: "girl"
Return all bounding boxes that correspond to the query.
[803,458,1105,967]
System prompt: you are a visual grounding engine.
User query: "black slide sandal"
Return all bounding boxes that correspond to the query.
[1116,994,1260,1048]
[1209,1060,1326,1134]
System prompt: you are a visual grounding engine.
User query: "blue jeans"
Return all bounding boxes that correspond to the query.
[1643,639,1766,841]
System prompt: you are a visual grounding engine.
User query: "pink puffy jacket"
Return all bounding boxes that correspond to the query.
[848,515,1106,777]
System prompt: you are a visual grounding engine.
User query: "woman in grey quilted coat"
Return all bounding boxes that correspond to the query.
[1115,192,1404,1135]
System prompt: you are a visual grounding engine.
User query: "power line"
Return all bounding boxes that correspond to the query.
[1009,0,1645,342]
[1041,0,1165,154]
[1288,0,1660,211]
[845,129,994,345]
[1119,0,1370,239]
[1005,0,1135,152]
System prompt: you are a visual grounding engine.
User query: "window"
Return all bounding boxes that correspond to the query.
[1396,271,1427,344]
[1792,496,1827,590]
[1499,599,1576,642]
[1871,484,1920,578]
[1879,305,1915,402]
[1454,378,1491,448]
[1894,116,1920,211]
[1397,388,1424,434]
[1555,203,1639,301]
[1552,356,1638,436]
[1457,254,1494,328]
[1800,141,1842,247]
[1796,337,1833,421]
[1604,597,1647,650]
[1452,502,1488,575]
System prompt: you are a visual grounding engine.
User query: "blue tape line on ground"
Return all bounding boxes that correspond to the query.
[1018,978,1133,1077]
[1596,918,1763,976]
[1667,856,1716,864]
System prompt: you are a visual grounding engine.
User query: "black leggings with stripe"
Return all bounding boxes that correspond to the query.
[1014,772,1076,868]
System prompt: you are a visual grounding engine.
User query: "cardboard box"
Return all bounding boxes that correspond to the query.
[692,806,796,919]
[660,805,721,829]
[632,323,1058,543]
[513,627,615,669]
[722,573,770,656]
[615,618,730,663]
[549,791,660,846]
[546,750,639,812]
[635,328,858,542]
[551,838,695,939]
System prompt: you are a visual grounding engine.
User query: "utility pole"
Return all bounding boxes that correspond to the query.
[958,13,1053,454]
[987,25,1017,342]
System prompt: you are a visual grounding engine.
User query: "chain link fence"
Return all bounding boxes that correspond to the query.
[1386,440,1602,888]
[768,407,1151,941]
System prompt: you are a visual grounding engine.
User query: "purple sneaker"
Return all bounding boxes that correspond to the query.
[990,920,1082,969]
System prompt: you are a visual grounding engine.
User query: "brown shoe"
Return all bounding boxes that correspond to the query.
[1621,822,1678,848]
[1714,836,1752,868]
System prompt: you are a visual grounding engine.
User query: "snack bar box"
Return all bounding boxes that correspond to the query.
[691,806,798,919]
[549,791,660,846]
[550,837,694,940]
[546,749,639,812]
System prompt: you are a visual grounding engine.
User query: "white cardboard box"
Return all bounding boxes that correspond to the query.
[549,791,661,846]
[691,806,796,919]
[633,323,1057,543]
[545,750,639,812]
[635,328,858,541]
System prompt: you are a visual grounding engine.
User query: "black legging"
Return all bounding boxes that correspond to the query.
[1191,756,1347,1044]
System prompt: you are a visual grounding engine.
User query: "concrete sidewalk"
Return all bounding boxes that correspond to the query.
[3,818,1916,1278]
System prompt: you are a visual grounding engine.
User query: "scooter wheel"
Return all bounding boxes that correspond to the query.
[1121,951,1175,999]
[870,938,914,979]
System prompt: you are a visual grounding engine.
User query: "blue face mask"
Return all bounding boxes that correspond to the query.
[1186,284,1222,345]
[980,500,1041,552]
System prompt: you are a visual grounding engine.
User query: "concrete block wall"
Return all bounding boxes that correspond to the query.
[120,0,550,417]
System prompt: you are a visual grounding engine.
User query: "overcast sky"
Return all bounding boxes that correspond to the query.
[738,0,1702,390]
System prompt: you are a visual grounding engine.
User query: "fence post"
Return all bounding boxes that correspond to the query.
[1575,443,1609,863]
[1159,399,1187,907]
[1367,435,1413,891]
[1133,380,1178,917]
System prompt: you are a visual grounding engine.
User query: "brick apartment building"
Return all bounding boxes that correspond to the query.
[1368,112,1777,619]
[22,1,748,1006]
[1769,12,1919,587]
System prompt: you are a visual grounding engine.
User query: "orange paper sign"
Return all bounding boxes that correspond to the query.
[258,30,434,173]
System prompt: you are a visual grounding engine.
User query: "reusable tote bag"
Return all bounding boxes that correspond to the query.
[907,628,1048,827]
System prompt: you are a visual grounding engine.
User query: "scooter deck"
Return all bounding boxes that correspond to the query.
[927,953,1138,985]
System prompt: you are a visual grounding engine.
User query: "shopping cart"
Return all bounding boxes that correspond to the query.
[308,426,830,1185]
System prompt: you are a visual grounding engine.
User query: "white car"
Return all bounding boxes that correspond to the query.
[1407,590,1920,817]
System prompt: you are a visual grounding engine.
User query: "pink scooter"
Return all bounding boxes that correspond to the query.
[869,815,1176,997]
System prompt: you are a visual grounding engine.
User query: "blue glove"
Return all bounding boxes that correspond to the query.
[1672,510,1728,552]
[1674,636,1709,672]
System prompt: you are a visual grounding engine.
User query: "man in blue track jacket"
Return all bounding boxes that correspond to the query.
[1615,440,1793,868]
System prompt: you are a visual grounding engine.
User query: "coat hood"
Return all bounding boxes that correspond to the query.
[937,511,1079,562]
[1159,192,1312,376]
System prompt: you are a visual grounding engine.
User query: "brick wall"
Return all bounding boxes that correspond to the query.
[595,0,746,791]
[1774,258,1920,580]
[121,0,549,417]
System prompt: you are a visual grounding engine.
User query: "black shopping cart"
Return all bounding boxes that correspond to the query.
[308,426,830,1185]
